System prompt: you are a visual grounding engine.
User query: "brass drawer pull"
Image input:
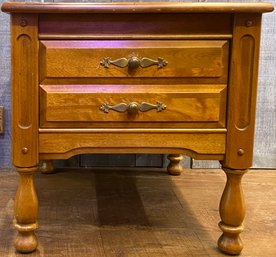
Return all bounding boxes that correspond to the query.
[100,101,166,114]
[100,56,168,69]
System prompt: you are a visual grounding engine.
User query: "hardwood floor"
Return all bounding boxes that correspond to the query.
[0,168,275,256]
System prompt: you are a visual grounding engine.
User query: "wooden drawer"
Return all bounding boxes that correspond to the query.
[39,40,229,82]
[40,84,226,128]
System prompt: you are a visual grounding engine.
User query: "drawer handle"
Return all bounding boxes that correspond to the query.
[100,56,168,69]
[100,101,166,114]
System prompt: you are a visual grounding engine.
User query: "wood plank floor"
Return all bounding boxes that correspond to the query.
[0,168,275,257]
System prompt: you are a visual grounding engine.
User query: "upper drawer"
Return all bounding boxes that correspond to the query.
[39,40,229,82]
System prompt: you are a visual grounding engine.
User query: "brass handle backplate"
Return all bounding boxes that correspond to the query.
[100,56,168,69]
[100,102,166,114]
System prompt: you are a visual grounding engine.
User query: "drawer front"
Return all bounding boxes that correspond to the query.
[40,40,229,81]
[40,84,226,128]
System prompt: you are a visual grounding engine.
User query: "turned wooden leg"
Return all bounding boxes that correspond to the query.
[40,160,54,174]
[218,168,247,255]
[14,166,39,253]
[167,154,184,175]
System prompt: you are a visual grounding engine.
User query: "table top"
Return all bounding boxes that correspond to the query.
[1,2,274,14]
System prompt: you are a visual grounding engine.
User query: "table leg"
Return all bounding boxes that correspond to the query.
[40,160,55,174]
[167,154,183,175]
[14,166,39,253]
[218,167,247,255]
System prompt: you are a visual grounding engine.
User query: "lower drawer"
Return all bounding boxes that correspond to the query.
[40,84,226,128]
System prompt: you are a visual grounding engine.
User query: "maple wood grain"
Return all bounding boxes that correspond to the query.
[39,40,229,80]
[39,84,227,128]
[223,13,263,169]
[38,13,232,39]
[38,131,226,160]
[2,2,274,255]
[11,14,39,167]
[1,2,274,13]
